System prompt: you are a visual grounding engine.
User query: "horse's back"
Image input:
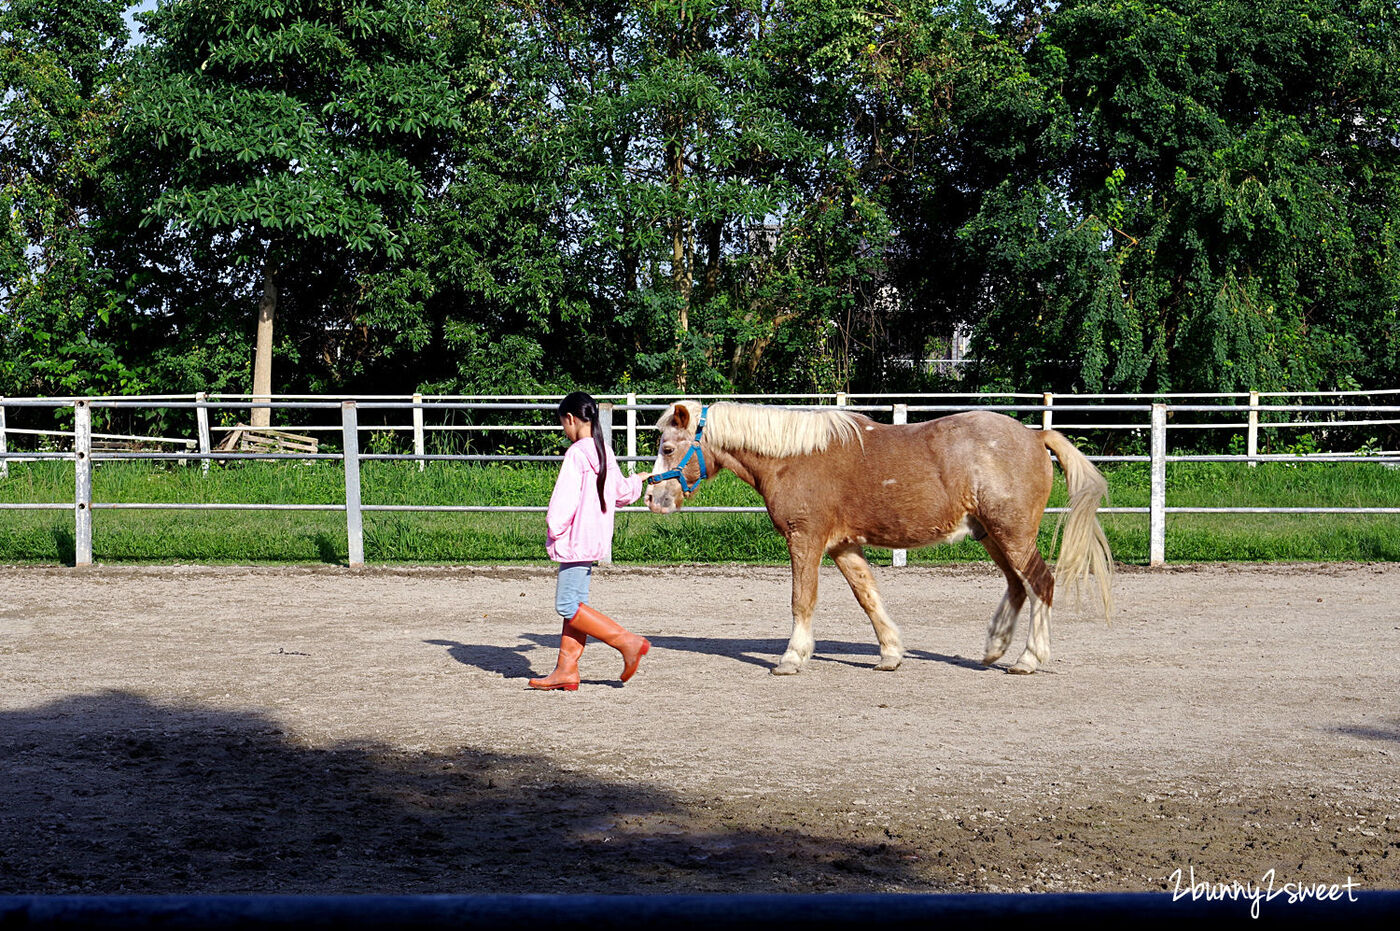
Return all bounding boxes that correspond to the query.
[876,410,1045,472]
[912,408,1053,489]
[797,411,1049,549]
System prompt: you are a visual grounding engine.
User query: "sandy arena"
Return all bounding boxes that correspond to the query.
[0,562,1397,896]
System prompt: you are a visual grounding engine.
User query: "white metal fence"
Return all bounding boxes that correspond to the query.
[1,391,1398,568]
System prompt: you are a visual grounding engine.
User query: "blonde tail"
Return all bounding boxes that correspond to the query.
[1043,430,1115,622]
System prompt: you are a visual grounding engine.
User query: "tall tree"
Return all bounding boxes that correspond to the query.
[123,0,482,419]
[959,0,1400,392]
[514,0,834,392]
[0,0,134,397]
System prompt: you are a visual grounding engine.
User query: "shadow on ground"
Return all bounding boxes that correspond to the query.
[0,691,928,894]
[1336,718,1400,744]
[505,633,992,674]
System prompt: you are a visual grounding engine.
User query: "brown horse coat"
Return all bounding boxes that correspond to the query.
[645,401,1114,675]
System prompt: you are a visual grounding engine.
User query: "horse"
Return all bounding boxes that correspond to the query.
[643,401,1114,675]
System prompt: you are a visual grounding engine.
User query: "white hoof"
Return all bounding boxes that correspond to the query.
[874,653,902,671]
[772,661,801,676]
[1007,656,1039,675]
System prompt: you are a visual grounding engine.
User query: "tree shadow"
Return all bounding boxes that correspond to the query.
[0,691,929,894]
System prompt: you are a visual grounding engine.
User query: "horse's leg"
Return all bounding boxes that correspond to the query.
[1007,550,1054,674]
[982,521,1055,674]
[774,539,822,675]
[979,535,1028,666]
[830,544,903,671]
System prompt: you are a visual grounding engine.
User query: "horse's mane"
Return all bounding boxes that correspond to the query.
[663,401,862,457]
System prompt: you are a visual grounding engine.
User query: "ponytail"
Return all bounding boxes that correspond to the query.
[590,411,607,513]
[558,391,608,513]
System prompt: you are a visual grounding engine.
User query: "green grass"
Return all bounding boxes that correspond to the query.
[1,459,1398,565]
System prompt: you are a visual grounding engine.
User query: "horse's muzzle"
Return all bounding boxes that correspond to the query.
[644,483,682,514]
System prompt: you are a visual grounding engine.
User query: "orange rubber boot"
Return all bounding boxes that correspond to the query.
[570,604,650,683]
[528,620,587,691]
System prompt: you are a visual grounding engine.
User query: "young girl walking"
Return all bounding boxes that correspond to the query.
[529,391,651,691]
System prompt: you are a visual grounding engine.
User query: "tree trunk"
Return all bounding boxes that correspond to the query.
[674,218,690,391]
[666,111,692,392]
[251,263,278,428]
[702,218,722,300]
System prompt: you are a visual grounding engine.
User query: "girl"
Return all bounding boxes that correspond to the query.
[529,391,651,690]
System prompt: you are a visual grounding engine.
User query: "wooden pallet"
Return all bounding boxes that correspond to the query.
[215,427,320,455]
[90,437,198,464]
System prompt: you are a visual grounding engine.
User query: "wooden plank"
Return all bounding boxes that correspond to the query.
[214,427,319,455]
[215,428,244,452]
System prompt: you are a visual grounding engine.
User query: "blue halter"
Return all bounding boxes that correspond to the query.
[647,405,709,493]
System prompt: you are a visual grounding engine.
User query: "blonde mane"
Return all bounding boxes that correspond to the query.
[663,401,862,458]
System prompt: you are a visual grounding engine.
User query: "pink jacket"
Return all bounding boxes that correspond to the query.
[546,439,647,563]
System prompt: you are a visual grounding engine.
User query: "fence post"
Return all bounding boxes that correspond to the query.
[195,392,212,476]
[1150,403,1167,567]
[0,397,8,480]
[835,391,847,408]
[891,404,907,568]
[412,392,425,472]
[74,400,93,567]
[599,403,614,457]
[341,401,364,568]
[1247,390,1259,467]
[1042,392,1054,431]
[626,392,637,474]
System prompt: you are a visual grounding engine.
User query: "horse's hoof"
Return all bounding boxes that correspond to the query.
[981,652,1004,666]
[771,662,801,676]
[1007,662,1036,675]
[874,657,901,671]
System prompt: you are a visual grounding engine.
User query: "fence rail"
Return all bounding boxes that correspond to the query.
[1,392,1398,568]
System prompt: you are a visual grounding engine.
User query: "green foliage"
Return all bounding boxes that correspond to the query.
[119,0,488,393]
[962,0,1400,394]
[3,0,1397,400]
[0,0,139,396]
[500,0,835,392]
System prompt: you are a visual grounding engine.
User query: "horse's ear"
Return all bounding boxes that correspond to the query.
[670,403,691,431]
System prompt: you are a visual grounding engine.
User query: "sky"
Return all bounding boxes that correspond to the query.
[124,0,158,43]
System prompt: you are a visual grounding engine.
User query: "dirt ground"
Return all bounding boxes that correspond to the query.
[0,562,1397,897]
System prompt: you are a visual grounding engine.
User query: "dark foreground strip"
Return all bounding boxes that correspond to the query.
[1,892,1397,929]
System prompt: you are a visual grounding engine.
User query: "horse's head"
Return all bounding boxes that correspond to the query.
[645,400,707,514]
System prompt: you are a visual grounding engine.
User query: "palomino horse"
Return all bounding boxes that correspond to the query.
[644,401,1114,675]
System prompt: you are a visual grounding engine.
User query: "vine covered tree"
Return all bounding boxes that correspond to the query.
[959,0,1400,393]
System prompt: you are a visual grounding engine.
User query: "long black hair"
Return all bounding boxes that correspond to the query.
[557,391,608,512]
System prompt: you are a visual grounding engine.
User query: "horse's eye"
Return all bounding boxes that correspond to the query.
[662,444,676,456]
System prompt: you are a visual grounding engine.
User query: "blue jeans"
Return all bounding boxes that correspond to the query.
[555,562,594,618]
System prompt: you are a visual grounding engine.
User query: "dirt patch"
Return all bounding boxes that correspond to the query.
[0,563,1397,895]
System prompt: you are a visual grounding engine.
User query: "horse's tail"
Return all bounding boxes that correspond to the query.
[1042,430,1115,623]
